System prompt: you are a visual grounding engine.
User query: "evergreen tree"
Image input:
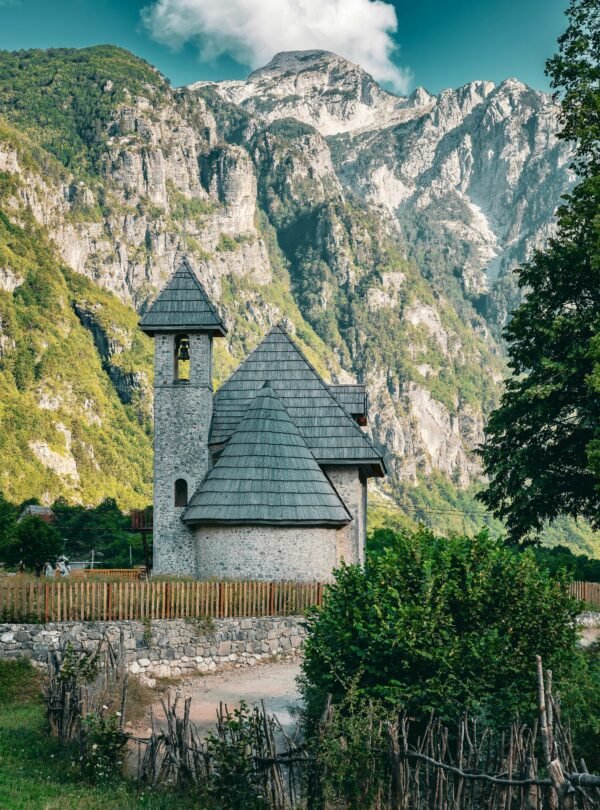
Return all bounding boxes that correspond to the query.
[479,0,600,540]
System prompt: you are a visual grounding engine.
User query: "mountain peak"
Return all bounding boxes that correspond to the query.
[248,49,342,79]
[194,49,400,136]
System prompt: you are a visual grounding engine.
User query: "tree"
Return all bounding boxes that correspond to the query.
[301,529,591,730]
[479,0,600,541]
[0,490,17,550]
[52,497,142,568]
[1,516,62,571]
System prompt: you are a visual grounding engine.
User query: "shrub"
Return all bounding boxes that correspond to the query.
[205,702,270,809]
[301,528,581,729]
[533,544,600,582]
[1,515,62,571]
[81,710,127,783]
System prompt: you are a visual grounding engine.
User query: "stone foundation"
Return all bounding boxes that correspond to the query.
[0,617,307,678]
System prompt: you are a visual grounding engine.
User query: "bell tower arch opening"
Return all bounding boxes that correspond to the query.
[174,334,190,382]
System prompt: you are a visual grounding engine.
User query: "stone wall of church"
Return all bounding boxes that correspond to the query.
[195,525,340,581]
[153,332,213,575]
[323,466,366,566]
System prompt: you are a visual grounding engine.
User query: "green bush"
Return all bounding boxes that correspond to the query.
[0,514,62,570]
[533,544,600,582]
[81,711,128,783]
[302,529,582,729]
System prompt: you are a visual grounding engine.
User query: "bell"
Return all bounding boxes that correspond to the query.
[177,338,190,361]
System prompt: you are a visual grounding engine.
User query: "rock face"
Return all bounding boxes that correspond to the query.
[0,46,573,527]
[203,52,572,327]
[192,50,402,136]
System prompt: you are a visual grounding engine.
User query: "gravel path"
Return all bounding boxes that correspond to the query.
[136,660,303,738]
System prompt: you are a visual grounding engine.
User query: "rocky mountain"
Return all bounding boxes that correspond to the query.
[199,51,573,328]
[0,46,590,547]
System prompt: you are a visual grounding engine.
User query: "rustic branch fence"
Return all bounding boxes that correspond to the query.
[0,579,324,622]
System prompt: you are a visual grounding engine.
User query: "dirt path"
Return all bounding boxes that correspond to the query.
[136,660,303,739]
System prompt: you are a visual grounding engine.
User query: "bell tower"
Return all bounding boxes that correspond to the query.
[140,258,227,575]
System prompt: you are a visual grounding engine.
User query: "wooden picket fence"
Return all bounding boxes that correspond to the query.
[0,579,324,623]
[570,580,600,608]
[0,579,597,624]
[71,568,145,580]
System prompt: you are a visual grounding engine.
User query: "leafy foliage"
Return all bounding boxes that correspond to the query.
[0,46,168,177]
[479,178,600,539]
[81,711,128,783]
[533,543,600,581]
[204,702,271,809]
[302,529,581,728]
[52,497,147,568]
[546,0,600,174]
[480,0,600,541]
[0,515,62,570]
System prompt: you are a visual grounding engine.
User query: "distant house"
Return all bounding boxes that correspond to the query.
[18,505,55,524]
[140,258,386,581]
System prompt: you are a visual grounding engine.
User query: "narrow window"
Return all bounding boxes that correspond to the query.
[174,478,188,507]
[174,334,190,382]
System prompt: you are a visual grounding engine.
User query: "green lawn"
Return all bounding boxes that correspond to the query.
[0,660,197,810]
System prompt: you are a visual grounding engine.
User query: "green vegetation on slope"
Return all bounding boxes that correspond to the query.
[0,45,168,177]
[0,198,153,507]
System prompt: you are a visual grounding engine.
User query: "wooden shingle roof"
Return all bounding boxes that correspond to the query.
[139,258,227,336]
[184,381,352,526]
[210,325,385,476]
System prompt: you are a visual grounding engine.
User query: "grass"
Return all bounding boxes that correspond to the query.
[0,659,200,809]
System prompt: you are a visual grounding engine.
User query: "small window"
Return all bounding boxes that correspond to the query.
[174,478,188,507]
[174,334,190,382]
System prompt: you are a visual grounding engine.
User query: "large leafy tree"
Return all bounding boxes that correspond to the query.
[52,497,144,568]
[479,0,600,540]
[1,516,62,571]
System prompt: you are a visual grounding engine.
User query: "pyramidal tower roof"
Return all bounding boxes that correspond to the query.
[184,381,352,526]
[140,258,227,336]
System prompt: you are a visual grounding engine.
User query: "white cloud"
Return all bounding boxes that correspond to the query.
[141,0,410,92]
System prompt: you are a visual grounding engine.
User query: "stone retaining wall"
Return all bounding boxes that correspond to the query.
[0,617,307,682]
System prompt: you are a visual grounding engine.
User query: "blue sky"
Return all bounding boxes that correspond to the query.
[0,0,568,94]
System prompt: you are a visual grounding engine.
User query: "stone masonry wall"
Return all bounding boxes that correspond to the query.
[324,466,367,566]
[0,617,306,681]
[195,525,339,581]
[153,332,213,575]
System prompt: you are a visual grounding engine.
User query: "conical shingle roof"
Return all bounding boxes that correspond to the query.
[184,381,352,526]
[210,325,385,475]
[140,258,227,335]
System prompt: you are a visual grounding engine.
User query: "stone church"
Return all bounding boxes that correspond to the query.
[140,259,386,581]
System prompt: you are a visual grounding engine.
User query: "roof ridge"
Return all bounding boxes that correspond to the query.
[139,256,227,335]
[210,322,386,476]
